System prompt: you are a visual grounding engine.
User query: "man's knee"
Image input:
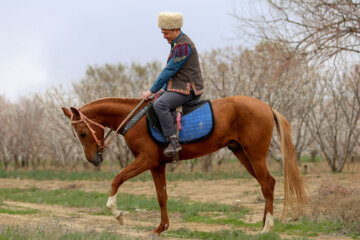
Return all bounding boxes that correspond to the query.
[153,99,169,112]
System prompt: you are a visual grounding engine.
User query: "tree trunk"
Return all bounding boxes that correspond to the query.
[200,155,213,172]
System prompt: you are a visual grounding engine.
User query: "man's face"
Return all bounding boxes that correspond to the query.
[161,29,179,44]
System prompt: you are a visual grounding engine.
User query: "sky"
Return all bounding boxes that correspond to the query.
[0,0,251,101]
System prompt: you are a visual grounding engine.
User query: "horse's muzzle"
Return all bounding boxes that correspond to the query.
[90,151,103,166]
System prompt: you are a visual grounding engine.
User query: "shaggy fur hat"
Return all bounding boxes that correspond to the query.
[158,12,183,30]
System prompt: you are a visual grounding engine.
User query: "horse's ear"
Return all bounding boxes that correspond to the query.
[70,107,81,120]
[61,107,72,119]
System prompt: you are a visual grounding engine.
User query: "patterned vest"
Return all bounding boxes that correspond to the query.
[166,34,204,95]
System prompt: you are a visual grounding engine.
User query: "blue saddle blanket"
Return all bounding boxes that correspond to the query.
[147,101,215,144]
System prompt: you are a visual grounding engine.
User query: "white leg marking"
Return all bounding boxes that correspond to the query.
[261,213,274,233]
[106,194,124,224]
[106,195,117,214]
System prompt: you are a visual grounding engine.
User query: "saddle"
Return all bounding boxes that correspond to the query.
[121,98,215,145]
[146,96,205,133]
[146,99,215,145]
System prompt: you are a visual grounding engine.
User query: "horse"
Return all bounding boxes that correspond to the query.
[61,95,307,236]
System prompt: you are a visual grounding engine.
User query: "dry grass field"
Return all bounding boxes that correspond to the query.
[0,160,359,239]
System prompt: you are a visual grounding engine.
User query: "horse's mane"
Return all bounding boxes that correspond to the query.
[80,97,142,111]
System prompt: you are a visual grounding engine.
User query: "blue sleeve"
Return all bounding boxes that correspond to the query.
[150,44,192,93]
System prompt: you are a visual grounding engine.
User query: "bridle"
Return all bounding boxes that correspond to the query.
[70,99,145,165]
[71,112,108,149]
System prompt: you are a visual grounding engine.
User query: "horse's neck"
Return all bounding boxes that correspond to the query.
[80,98,142,130]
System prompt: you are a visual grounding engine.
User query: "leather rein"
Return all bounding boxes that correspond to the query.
[70,99,145,162]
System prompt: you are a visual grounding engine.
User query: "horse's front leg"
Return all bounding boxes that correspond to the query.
[150,163,169,235]
[106,155,155,224]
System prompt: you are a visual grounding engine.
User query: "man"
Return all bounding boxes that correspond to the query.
[142,12,204,157]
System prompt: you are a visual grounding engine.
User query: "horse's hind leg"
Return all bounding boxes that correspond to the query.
[251,157,275,233]
[231,144,275,232]
[150,163,169,235]
[230,143,257,180]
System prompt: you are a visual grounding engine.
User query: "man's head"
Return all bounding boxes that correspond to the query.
[158,12,183,44]
[161,29,181,44]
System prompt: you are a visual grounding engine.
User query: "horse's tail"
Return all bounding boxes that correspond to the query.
[271,107,307,215]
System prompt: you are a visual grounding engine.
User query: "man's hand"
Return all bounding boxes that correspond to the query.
[142,90,153,100]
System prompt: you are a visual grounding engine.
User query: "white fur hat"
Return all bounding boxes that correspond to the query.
[158,12,183,29]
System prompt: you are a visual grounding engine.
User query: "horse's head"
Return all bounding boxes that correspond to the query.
[62,107,105,166]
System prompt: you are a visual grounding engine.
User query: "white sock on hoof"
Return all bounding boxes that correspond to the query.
[261,213,274,233]
[106,195,118,216]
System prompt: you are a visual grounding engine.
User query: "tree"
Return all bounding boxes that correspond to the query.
[0,95,13,169]
[41,86,85,169]
[305,66,360,172]
[234,0,360,61]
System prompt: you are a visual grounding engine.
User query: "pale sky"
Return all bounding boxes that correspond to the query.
[0,0,251,101]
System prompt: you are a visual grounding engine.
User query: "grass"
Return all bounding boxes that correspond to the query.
[0,187,246,217]
[0,224,311,240]
[273,218,345,237]
[180,213,354,238]
[0,206,38,215]
[0,168,253,181]
[0,224,137,240]
[1,164,358,239]
[299,155,322,163]
[0,169,118,181]
[0,200,39,215]
[165,228,287,240]
[0,187,356,238]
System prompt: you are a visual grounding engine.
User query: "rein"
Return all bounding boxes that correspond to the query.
[71,99,145,152]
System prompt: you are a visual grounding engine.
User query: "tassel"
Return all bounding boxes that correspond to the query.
[176,112,182,130]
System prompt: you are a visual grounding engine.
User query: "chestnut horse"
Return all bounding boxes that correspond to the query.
[61,96,306,236]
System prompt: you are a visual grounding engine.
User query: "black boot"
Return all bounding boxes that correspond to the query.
[164,136,182,157]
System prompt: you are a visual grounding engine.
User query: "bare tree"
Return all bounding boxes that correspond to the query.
[306,66,360,172]
[234,0,360,61]
[0,95,13,169]
[41,86,86,169]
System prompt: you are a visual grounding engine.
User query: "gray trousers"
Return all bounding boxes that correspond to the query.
[153,91,197,137]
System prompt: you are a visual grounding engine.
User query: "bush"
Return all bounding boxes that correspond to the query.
[308,183,360,235]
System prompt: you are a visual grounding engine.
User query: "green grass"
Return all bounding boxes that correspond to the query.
[0,187,356,238]
[0,225,137,240]
[165,228,308,240]
[179,211,351,237]
[0,169,118,181]
[0,187,245,217]
[0,225,310,240]
[0,169,253,181]
[273,218,345,237]
[0,206,38,215]
[0,200,39,215]
[0,187,357,238]
[299,155,322,163]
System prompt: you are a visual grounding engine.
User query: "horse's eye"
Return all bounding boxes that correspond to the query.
[80,132,86,138]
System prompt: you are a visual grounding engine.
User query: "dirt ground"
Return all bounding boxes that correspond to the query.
[0,162,359,240]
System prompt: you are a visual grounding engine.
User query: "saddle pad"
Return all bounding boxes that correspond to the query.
[147,101,215,144]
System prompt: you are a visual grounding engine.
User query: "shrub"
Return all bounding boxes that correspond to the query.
[307,183,360,235]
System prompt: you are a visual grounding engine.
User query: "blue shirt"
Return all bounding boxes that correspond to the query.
[150,32,192,93]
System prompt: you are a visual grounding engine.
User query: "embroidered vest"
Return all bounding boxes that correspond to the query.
[167,34,204,95]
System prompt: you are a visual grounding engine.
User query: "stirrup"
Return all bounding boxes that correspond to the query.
[164,137,182,157]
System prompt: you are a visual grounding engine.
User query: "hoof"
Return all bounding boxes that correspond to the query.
[115,211,124,225]
[148,233,160,240]
[260,213,274,233]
